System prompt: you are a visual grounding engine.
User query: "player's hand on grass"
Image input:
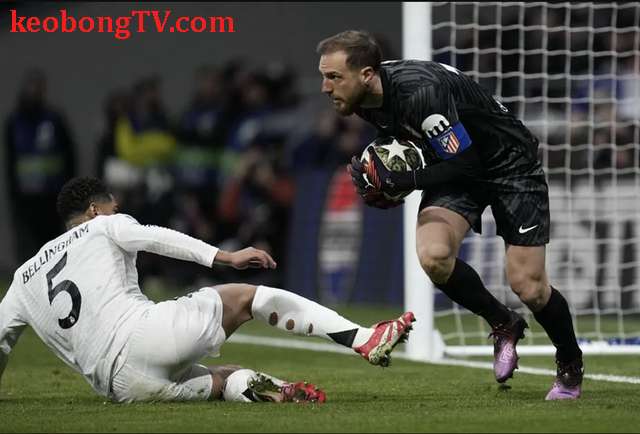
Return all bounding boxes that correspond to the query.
[347,156,404,209]
[214,247,277,270]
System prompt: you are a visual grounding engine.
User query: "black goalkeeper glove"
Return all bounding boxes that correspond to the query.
[347,156,404,209]
[363,148,416,196]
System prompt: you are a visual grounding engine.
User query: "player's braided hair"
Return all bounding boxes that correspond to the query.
[56,177,112,223]
[316,30,382,71]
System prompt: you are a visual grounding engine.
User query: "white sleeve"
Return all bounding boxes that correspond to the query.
[102,214,219,267]
[0,283,27,391]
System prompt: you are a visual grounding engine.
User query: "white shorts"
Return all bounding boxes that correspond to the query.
[109,287,227,403]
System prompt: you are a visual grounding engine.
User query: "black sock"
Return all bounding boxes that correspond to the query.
[435,258,512,328]
[327,329,358,347]
[533,287,583,363]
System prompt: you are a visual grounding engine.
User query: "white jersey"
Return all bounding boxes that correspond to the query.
[0,214,218,397]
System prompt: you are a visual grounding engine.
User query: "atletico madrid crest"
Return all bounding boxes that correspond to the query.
[439,130,460,153]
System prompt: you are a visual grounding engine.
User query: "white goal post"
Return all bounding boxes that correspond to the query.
[402,1,640,359]
[402,2,444,361]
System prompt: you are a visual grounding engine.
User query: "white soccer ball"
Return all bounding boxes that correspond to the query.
[360,136,425,201]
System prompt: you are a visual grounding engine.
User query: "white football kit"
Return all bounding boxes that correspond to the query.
[0,214,227,402]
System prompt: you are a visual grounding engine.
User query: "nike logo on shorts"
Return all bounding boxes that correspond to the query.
[518,224,538,234]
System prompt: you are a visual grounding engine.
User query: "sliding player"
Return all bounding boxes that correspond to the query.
[0,177,414,403]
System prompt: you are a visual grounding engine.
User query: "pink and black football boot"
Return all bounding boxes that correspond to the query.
[545,358,584,400]
[489,310,529,383]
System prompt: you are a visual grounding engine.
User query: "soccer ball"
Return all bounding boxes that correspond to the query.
[361,136,425,201]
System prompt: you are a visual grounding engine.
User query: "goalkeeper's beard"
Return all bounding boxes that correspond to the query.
[335,86,367,116]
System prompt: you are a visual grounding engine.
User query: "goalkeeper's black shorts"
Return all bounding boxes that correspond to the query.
[418,156,550,246]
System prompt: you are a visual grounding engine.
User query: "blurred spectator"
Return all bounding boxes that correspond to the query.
[216,139,295,286]
[211,62,305,286]
[262,62,300,109]
[95,89,146,225]
[114,76,176,168]
[172,66,226,244]
[291,109,374,170]
[96,89,130,179]
[111,76,178,286]
[221,62,300,154]
[2,3,634,299]
[224,69,275,153]
[4,68,76,264]
[291,109,341,169]
[112,76,177,222]
[178,65,225,148]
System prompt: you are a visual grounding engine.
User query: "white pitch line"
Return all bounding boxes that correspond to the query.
[228,333,640,385]
[429,357,640,385]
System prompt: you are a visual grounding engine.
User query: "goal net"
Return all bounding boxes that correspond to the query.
[414,2,640,356]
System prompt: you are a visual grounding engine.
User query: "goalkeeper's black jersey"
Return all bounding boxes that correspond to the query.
[354,60,540,175]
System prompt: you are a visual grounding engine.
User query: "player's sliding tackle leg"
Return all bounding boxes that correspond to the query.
[206,284,414,404]
[214,284,415,368]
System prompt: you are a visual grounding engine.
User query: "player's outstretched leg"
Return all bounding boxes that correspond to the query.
[250,285,415,367]
[222,368,326,404]
[213,284,414,367]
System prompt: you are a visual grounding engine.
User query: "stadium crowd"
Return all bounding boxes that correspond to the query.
[4,3,637,294]
[4,60,377,290]
[432,2,639,183]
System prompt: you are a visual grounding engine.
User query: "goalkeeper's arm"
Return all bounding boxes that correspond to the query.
[365,145,483,194]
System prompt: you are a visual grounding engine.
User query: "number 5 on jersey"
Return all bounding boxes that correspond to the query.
[46,252,82,329]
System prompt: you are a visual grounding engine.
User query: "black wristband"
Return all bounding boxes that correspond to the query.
[390,170,417,191]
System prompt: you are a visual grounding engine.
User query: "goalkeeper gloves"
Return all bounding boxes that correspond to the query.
[347,155,404,210]
[360,149,416,196]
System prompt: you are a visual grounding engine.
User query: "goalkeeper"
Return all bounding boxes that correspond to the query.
[317,30,583,400]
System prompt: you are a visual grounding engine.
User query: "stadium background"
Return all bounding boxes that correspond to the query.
[1,1,638,337]
[0,2,406,301]
[1,3,640,432]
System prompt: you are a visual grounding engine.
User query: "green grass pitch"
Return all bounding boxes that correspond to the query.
[1,304,639,433]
